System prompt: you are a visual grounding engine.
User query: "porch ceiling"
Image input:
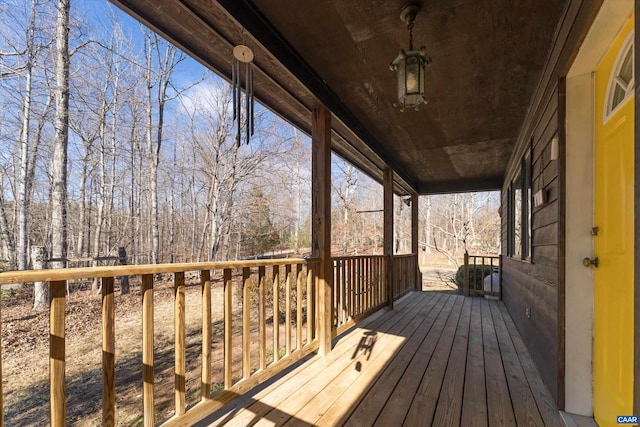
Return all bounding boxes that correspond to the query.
[110,0,567,195]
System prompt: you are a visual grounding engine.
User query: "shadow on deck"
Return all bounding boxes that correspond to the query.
[189,292,564,426]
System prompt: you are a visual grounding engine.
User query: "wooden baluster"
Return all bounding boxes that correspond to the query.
[272,266,280,363]
[174,272,186,416]
[336,261,342,328]
[481,256,486,293]
[358,258,363,312]
[258,266,266,370]
[242,267,251,379]
[224,269,232,388]
[285,264,292,356]
[50,280,66,427]
[201,270,211,400]
[331,259,342,328]
[372,258,377,307]
[344,260,349,322]
[352,258,357,316]
[141,274,154,427]
[306,264,313,344]
[296,264,303,351]
[463,252,469,297]
[341,260,347,326]
[367,257,372,310]
[102,277,115,426]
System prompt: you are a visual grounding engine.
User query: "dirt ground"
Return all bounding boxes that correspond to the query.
[419,266,459,293]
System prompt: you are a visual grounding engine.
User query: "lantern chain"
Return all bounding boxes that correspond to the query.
[407,20,414,51]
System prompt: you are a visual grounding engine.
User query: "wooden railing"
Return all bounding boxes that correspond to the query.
[392,254,418,298]
[332,255,386,335]
[0,258,319,427]
[463,253,502,298]
[0,252,422,426]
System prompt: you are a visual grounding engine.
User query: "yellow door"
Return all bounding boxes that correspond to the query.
[593,16,634,426]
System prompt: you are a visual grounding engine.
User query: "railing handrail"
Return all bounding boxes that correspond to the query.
[0,257,321,286]
[393,253,417,259]
[466,254,500,259]
[332,254,385,261]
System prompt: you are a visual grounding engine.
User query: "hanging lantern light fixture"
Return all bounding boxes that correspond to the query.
[389,3,431,111]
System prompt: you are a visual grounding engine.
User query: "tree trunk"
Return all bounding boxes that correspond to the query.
[118,246,130,294]
[16,0,38,271]
[32,246,47,310]
[50,0,70,271]
[0,176,15,269]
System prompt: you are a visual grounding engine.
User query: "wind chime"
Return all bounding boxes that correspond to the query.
[232,45,255,147]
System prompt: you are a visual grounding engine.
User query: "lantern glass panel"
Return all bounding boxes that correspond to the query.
[405,55,420,95]
[396,58,407,99]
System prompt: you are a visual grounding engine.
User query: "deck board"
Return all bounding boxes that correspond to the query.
[430,297,472,426]
[460,297,488,427]
[349,294,457,426]
[193,292,564,427]
[482,298,517,427]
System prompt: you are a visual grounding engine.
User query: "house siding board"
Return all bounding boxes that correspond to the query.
[502,259,559,403]
[501,0,603,407]
[532,245,559,268]
[533,222,559,246]
[533,199,559,229]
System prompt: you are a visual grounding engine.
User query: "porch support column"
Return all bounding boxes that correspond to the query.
[411,193,421,291]
[384,167,394,309]
[312,104,332,356]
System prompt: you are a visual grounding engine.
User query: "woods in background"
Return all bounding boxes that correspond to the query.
[0,0,500,277]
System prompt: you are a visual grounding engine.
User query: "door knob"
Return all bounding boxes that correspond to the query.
[583,257,599,268]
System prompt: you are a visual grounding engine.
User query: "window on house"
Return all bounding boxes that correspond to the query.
[508,150,532,259]
[605,32,634,121]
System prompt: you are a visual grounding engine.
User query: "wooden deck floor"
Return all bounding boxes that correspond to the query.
[193,292,564,427]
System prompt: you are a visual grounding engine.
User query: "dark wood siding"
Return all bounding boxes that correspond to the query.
[500,0,603,407]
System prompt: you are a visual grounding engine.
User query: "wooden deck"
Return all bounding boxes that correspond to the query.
[190,292,564,426]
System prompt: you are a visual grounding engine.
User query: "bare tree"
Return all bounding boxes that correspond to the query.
[50,0,70,272]
[0,0,52,271]
[143,31,187,263]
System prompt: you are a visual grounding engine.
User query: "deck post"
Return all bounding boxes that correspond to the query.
[411,193,420,291]
[312,103,332,356]
[384,167,394,309]
[463,251,470,296]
